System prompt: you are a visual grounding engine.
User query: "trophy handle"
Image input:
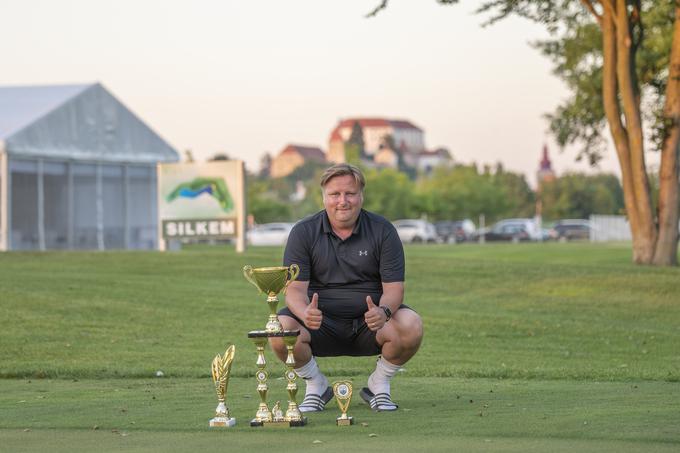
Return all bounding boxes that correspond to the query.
[283,264,300,294]
[243,265,260,292]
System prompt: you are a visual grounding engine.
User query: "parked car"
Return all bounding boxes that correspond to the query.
[474,218,541,242]
[393,219,439,243]
[247,222,294,246]
[434,219,476,243]
[550,219,591,241]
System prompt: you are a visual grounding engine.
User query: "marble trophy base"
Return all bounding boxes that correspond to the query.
[250,418,307,428]
[336,416,354,426]
[209,416,236,427]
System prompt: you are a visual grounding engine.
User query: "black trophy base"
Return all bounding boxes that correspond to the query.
[250,417,308,428]
[248,330,300,339]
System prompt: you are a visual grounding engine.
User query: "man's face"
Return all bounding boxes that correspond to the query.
[322,174,363,229]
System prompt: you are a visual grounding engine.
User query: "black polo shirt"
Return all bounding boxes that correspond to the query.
[283,209,405,319]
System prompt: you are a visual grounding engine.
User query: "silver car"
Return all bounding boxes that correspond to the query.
[393,219,439,243]
[247,223,294,246]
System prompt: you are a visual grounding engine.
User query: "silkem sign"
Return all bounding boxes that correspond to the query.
[157,161,245,243]
[163,219,235,238]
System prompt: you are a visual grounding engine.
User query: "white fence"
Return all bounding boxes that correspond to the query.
[589,214,632,242]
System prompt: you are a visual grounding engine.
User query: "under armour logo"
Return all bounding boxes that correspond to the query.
[359,250,368,256]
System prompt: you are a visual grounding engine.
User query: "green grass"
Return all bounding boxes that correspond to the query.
[0,377,678,452]
[0,243,679,451]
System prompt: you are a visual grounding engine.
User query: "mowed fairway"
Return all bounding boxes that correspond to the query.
[0,243,679,452]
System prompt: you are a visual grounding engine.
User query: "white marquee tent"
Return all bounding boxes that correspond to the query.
[0,83,179,250]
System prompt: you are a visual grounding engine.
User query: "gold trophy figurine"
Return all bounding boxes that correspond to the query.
[333,381,354,426]
[272,401,285,422]
[243,264,300,333]
[209,345,236,427]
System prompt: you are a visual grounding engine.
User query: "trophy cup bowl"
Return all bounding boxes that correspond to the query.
[243,264,300,333]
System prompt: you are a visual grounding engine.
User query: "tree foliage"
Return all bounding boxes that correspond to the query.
[493,163,536,218]
[416,164,534,223]
[248,161,630,228]
[540,172,624,220]
[246,161,327,223]
[363,168,419,220]
[344,143,363,165]
[346,121,367,161]
[525,1,675,163]
[246,179,292,224]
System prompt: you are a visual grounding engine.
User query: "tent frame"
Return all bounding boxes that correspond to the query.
[4,155,154,251]
[0,142,7,251]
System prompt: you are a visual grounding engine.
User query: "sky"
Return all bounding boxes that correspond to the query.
[0,0,639,187]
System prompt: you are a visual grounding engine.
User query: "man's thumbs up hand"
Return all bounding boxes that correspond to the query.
[304,293,322,330]
[364,295,386,332]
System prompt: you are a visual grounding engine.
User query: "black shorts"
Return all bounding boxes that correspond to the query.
[277,304,413,357]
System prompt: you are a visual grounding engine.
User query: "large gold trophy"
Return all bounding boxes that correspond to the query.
[243,264,306,428]
[209,345,236,427]
[243,265,300,333]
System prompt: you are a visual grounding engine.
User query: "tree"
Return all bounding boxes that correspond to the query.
[363,168,419,220]
[344,143,363,165]
[246,161,328,223]
[246,179,292,224]
[417,165,513,222]
[345,121,371,164]
[493,163,536,218]
[258,152,272,178]
[540,172,625,219]
[347,121,366,156]
[369,0,680,266]
[208,152,230,161]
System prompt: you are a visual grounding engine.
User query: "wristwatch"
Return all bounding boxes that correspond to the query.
[381,306,392,322]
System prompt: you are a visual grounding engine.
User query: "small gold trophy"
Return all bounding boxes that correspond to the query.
[209,345,236,427]
[333,381,354,426]
[243,264,300,333]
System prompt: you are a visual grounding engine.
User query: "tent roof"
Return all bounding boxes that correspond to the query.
[0,82,179,163]
[0,84,91,139]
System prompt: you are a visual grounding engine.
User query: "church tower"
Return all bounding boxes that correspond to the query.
[535,144,556,223]
[536,144,556,185]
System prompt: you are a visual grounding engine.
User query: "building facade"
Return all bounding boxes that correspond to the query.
[269,144,326,178]
[327,117,425,163]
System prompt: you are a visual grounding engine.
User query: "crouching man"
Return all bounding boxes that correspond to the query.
[270,164,423,412]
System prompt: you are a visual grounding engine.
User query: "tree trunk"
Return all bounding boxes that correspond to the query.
[614,0,657,263]
[600,3,653,263]
[653,4,680,266]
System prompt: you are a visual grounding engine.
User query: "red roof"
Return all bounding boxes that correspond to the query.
[388,119,422,131]
[329,127,343,142]
[335,117,422,131]
[280,144,326,161]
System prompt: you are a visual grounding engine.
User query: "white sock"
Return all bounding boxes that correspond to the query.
[367,356,401,395]
[295,357,328,396]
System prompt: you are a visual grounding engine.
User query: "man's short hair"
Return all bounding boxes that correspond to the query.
[320,164,366,191]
